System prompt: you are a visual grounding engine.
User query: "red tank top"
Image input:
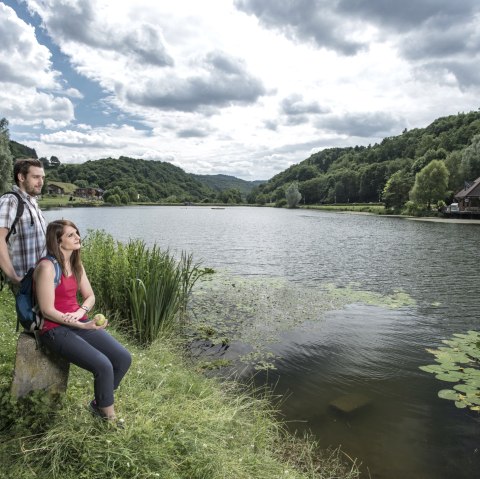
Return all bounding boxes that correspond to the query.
[41,273,87,333]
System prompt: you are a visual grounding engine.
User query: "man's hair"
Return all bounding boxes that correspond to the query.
[46,219,83,283]
[13,158,43,186]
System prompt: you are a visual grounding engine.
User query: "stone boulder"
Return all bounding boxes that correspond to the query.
[10,332,70,398]
[329,392,371,414]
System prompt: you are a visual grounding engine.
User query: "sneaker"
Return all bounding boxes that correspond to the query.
[88,400,125,428]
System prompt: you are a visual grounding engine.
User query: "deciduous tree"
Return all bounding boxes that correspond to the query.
[410,160,449,210]
[0,118,13,194]
[285,182,301,208]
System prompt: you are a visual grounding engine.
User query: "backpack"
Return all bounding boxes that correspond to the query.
[16,255,62,333]
[1,191,34,242]
[0,191,34,290]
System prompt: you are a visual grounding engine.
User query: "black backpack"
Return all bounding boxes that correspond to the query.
[0,191,34,290]
[16,255,62,332]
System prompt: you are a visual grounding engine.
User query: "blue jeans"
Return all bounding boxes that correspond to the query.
[40,326,131,408]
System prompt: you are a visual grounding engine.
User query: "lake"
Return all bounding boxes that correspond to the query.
[43,206,480,479]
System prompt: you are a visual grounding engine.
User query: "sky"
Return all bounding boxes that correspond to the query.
[1,0,479,181]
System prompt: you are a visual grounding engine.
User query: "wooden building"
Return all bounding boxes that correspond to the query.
[454,177,480,213]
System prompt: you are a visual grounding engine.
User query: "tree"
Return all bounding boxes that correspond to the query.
[410,160,449,210]
[461,134,480,181]
[382,170,414,211]
[50,156,61,168]
[0,118,13,194]
[285,182,301,208]
[39,157,50,169]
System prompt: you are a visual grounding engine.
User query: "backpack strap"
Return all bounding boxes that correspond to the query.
[44,254,62,287]
[1,191,34,243]
[38,254,62,287]
[21,255,62,333]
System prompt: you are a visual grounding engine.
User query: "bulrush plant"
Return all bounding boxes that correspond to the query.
[81,231,208,345]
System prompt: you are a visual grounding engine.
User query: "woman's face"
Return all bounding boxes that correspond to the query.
[59,225,81,252]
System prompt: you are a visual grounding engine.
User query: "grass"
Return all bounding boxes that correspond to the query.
[0,291,360,479]
[39,195,103,208]
[300,204,386,214]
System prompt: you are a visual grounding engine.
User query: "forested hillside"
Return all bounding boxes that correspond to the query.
[9,140,37,160]
[249,111,480,208]
[47,156,216,203]
[193,174,264,195]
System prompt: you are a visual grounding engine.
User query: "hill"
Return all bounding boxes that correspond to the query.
[194,174,265,195]
[47,156,216,203]
[9,140,37,159]
[252,110,480,205]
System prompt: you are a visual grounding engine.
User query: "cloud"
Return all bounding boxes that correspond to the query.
[317,112,403,137]
[27,0,174,67]
[0,89,74,128]
[39,124,154,149]
[235,0,480,81]
[337,0,478,32]
[421,60,480,90]
[124,51,267,112]
[177,128,210,138]
[0,3,60,89]
[234,0,366,55]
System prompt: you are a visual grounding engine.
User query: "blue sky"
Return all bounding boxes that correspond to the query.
[1,0,479,180]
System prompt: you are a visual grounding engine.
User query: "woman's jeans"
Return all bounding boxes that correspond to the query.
[40,326,131,408]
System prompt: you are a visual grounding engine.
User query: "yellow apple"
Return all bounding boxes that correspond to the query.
[94,313,107,326]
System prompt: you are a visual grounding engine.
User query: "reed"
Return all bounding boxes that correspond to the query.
[81,231,208,346]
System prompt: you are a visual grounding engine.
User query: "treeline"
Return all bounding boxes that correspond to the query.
[248,111,480,211]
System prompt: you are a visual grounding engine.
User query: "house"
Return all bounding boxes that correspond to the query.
[454,176,480,212]
[47,184,65,195]
[74,187,104,199]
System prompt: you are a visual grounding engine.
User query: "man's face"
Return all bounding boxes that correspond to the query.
[18,166,45,196]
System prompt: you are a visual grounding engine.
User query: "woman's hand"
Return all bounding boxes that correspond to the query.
[62,310,85,323]
[81,318,109,330]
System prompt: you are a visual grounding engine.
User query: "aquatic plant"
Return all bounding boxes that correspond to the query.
[81,230,209,345]
[185,272,415,370]
[419,330,480,411]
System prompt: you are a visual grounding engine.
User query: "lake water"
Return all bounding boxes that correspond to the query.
[43,206,480,479]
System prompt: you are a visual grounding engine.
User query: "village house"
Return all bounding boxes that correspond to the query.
[454,176,480,213]
[74,187,104,199]
[46,183,65,195]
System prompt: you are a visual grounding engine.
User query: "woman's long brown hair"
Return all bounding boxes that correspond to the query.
[46,220,83,283]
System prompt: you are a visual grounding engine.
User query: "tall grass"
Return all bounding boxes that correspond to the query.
[81,231,208,346]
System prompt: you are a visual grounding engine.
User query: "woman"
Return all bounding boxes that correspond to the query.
[34,220,131,424]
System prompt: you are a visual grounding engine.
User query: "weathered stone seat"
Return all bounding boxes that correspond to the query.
[10,332,70,399]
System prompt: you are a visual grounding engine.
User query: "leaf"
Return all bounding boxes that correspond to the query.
[455,401,467,408]
[419,365,445,374]
[438,389,458,400]
[435,373,463,382]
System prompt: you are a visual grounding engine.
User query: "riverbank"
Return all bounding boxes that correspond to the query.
[0,289,359,479]
[301,204,480,224]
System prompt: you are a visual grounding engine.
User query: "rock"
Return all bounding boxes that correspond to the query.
[329,392,371,414]
[10,332,70,399]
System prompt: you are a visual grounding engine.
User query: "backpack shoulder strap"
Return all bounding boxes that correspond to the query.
[38,254,62,288]
[1,191,33,243]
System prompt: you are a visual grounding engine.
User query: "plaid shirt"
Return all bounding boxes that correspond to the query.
[0,185,47,278]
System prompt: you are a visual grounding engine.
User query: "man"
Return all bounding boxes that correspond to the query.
[0,158,47,288]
